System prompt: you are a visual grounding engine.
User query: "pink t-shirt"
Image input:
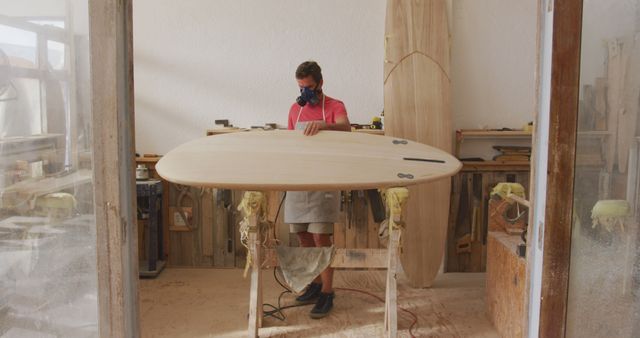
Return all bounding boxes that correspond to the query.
[287,95,347,130]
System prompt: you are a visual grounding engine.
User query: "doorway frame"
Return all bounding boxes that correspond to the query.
[85,0,589,336]
[89,0,139,336]
[525,0,584,337]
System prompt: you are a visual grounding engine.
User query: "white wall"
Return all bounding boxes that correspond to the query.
[133,0,386,154]
[133,0,539,157]
[451,0,538,159]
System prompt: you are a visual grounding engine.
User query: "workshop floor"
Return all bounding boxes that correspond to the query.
[139,268,498,338]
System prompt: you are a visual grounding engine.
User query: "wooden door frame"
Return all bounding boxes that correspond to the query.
[89,0,139,336]
[536,0,583,336]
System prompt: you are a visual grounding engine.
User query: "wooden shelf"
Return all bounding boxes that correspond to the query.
[456,129,532,138]
[206,128,250,136]
[461,161,530,172]
[455,129,533,158]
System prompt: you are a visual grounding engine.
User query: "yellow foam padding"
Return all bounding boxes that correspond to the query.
[591,200,630,218]
[490,183,526,199]
[35,192,76,210]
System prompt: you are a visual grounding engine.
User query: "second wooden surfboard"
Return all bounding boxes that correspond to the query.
[384,0,452,287]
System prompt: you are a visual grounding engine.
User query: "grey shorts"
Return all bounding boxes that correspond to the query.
[289,222,334,234]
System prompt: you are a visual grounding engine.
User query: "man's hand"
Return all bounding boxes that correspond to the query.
[304,121,326,136]
[303,116,351,136]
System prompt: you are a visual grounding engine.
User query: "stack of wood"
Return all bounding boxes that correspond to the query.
[492,146,531,162]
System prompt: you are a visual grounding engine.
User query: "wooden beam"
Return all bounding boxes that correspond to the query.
[90,0,139,337]
[263,248,389,269]
[539,0,583,337]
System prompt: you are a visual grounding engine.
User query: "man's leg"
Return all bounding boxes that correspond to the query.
[297,231,321,284]
[312,233,334,293]
[309,229,335,319]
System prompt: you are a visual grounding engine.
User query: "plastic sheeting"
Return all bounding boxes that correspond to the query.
[1,1,98,337]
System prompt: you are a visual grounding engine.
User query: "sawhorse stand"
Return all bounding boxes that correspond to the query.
[239,187,409,338]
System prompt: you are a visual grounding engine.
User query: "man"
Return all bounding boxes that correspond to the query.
[284,61,350,319]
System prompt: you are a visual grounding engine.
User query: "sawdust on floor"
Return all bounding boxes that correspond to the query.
[139,268,499,338]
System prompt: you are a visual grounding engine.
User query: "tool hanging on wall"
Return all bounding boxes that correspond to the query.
[173,184,203,231]
[367,189,386,223]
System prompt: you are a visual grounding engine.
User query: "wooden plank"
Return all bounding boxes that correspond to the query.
[247,214,263,337]
[539,0,583,336]
[462,162,531,172]
[445,173,463,272]
[345,191,357,248]
[234,190,247,268]
[594,77,608,131]
[507,193,531,208]
[201,189,214,257]
[213,189,226,267]
[333,196,347,248]
[222,190,236,268]
[470,173,485,272]
[384,229,401,337]
[384,0,452,287]
[353,190,369,249]
[609,39,632,173]
[89,0,138,336]
[367,192,380,249]
[263,248,388,269]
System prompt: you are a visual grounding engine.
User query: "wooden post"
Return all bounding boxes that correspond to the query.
[89,0,139,336]
[539,0,583,336]
[240,191,265,338]
[385,228,401,337]
[383,187,408,338]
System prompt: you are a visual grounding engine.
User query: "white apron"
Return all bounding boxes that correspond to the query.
[284,96,341,224]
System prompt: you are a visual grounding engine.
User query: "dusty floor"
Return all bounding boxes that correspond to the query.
[139,268,498,338]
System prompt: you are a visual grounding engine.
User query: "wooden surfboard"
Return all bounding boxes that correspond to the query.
[384,0,452,287]
[155,130,460,191]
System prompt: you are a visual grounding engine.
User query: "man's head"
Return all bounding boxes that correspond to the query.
[295,61,323,106]
[295,61,323,91]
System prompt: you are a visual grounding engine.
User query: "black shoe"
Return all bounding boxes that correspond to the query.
[310,292,334,319]
[296,282,322,304]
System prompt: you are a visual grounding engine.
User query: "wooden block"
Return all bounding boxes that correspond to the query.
[486,231,526,338]
[488,198,527,233]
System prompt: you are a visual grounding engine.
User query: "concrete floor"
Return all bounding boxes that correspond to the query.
[139,268,499,338]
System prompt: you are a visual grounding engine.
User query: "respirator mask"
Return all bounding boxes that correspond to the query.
[296,86,321,107]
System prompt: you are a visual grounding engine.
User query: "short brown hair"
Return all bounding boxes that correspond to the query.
[295,61,323,84]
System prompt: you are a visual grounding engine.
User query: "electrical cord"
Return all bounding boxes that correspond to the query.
[262,192,310,321]
[260,191,418,337]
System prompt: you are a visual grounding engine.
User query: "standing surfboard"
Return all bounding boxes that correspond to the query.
[384,0,452,287]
